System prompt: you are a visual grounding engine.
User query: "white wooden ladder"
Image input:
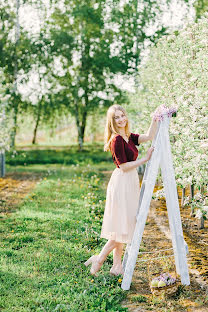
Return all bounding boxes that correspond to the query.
[121,114,190,290]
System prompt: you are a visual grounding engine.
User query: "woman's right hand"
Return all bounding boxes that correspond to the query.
[145,147,155,161]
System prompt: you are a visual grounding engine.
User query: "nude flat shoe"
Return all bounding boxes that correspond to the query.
[84,255,103,275]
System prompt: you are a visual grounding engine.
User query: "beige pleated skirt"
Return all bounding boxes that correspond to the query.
[100,167,140,244]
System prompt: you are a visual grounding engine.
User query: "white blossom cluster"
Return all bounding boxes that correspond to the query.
[130,13,208,216]
[184,192,208,220]
[152,188,166,200]
[0,82,13,153]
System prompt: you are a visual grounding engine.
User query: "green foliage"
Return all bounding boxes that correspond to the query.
[0,0,196,149]
[6,144,112,166]
[194,0,208,20]
[0,1,38,147]
[48,0,128,148]
[108,0,169,79]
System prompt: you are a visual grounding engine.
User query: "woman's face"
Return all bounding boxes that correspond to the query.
[114,110,127,129]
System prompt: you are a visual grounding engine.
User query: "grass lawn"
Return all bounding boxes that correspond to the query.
[3,145,207,312]
[0,159,128,312]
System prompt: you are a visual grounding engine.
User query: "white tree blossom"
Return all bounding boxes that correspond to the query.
[129,13,208,216]
[0,75,13,153]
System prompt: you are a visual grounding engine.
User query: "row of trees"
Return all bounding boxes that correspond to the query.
[0,0,199,150]
[128,13,208,224]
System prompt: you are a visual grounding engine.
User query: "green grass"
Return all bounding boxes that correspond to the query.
[0,161,128,312]
[131,295,147,303]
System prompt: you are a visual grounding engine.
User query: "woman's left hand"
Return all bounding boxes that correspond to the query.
[151,105,164,121]
[154,105,163,115]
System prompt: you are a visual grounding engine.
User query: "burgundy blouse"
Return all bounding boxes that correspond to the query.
[110,133,140,168]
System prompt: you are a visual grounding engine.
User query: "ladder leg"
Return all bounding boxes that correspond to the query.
[160,118,190,285]
[122,243,130,270]
[121,149,160,290]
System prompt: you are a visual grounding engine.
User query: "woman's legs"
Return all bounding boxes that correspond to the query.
[110,243,124,275]
[112,243,124,267]
[85,239,124,275]
[98,239,119,263]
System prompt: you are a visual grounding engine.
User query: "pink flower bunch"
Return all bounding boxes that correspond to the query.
[153,273,176,286]
[153,105,177,121]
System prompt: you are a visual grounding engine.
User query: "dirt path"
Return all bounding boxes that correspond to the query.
[151,200,208,288]
[101,170,208,311]
[0,171,41,213]
[121,200,208,312]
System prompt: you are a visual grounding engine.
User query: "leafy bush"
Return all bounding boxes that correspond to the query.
[6,144,112,166]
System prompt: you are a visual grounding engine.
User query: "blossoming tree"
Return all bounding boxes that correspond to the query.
[0,76,13,177]
[129,13,208,224]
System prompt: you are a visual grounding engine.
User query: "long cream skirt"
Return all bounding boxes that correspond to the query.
[100,167,140,244]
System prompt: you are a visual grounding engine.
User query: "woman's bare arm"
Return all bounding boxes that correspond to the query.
[138,118,158,144]
[119,147,154,172]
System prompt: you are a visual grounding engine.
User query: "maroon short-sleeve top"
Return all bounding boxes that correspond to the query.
[110,133,140,168]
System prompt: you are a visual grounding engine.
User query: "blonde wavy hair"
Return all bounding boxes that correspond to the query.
[104,104,131,152]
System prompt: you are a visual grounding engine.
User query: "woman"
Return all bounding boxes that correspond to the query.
[84,104,158,276]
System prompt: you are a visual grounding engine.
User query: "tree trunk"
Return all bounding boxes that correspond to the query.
[190,184,195,216]
[10,0,20,148]
[32,102,41,144]
[10,103,18,148]
[74,88,88,150]
[0,153,6,178]
[190,205,195,217]
[78,127,84,151]
[199,216,204,229]
[75,111,85,152]
[78,110,87,151]
[134,0,140,87]
[181,187,186,207]
[32,118,40,145]
[190,184,194,199]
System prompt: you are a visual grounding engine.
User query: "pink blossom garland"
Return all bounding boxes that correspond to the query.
[153,105,177,122]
